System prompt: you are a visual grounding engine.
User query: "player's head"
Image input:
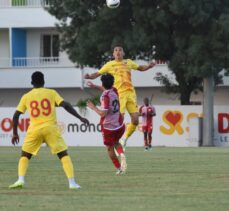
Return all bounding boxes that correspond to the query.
[113,46,125,60]
[31,71,45,87]
[101,74,114,90]
[144,97,149,106]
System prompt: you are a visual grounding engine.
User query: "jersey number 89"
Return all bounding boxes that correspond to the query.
[30,98,51,117]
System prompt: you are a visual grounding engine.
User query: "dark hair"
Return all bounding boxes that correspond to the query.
[31,71,45,86]
[101,74,114,89]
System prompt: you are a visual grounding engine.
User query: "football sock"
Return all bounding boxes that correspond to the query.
[18,156,29,181]
[61,156,74,178]
[149,135,152,145]
[68,178,77,186]
[144,138,148,147]
[124,123,137,139]
[111,158,121,169]
[116,146,124,156]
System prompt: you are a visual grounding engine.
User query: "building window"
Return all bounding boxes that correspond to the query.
[41,34,59,61]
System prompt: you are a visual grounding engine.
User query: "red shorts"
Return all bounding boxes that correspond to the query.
[142,125,153,133]
[102,124,125,147]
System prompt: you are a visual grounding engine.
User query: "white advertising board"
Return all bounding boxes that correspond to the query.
[0,106,228,147]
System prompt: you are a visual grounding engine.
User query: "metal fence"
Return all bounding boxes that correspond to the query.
[0,57,75,68]
[0,0,49,7]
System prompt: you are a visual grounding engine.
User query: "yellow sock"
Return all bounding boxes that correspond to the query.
[18,156,29,177]
[124,123,137,139]
[61,156,74,178]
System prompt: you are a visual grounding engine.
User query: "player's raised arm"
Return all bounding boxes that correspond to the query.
[87,100,107,117]
[12,111,22,145]
[59,101,89,125]
[86,81,105,92]
[137,62,156,72]
[84,72,101,80]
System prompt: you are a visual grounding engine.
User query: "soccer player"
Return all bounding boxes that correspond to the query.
[139,97,156,151]
[9,71,89,189]
[85,46,155,149]
[87,74,127,175]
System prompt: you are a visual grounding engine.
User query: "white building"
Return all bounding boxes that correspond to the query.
[0,0,229,107]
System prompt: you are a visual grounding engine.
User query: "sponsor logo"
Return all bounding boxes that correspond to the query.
[67,123,101,133]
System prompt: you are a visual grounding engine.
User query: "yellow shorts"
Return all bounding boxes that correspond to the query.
[119,91,138,114]
[22,125,67,156]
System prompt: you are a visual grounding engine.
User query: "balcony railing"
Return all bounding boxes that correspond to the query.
[0,0,49,8]
[0,57,75,68]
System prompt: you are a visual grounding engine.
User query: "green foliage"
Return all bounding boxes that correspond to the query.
[47,0,229,104]
[76,95,100,114]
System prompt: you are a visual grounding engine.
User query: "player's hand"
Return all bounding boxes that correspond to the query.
[87,100,95,110]
[148,62,156,68]
[80,117,90,125]
[84,73,91,79]
[86,81,96,88]
[11,134,19,145]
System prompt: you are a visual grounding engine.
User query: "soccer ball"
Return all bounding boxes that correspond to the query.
[106,0,120,8]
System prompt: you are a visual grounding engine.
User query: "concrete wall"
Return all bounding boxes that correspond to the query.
[0,8,58,28]
[0,86,228,107]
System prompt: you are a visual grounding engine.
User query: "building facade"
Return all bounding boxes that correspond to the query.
[0,0,229,108]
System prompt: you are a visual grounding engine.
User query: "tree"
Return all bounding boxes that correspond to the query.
[47,0,229,105]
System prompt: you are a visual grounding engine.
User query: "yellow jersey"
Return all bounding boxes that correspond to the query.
[98,59,139,94]
[17,88,63,130]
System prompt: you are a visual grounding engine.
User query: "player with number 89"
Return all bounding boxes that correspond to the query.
[9,71,89,190]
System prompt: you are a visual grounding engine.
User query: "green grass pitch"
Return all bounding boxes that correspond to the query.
[1,146,229,211]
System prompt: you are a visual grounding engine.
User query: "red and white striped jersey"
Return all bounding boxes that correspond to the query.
[139,105,156,126]
[100,88,124,130]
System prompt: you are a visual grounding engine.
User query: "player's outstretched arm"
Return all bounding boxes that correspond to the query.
[87,100,107,117]
[12,111,22,145]
[138,62,156,72]
[84,72,101,80]
[59,101,89,125]
[86,81,105,92]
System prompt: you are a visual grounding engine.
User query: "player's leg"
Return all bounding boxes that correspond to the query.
[45,125,80,189]
[106,145,125,175]
[144,131,149,151]
[148,131,152,150]
[114,143,127,172]
[9,129,42,189]
[120,92,139,148]
[103,127,125,175]
[114,124,125,156]
[107,146,121,169]
[120,112,139,148]
[57,150,80,189]
[9,151,32,189]
[148,125,153,150]
[114,125,127,172]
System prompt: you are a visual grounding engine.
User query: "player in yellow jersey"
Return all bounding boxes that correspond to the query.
[9,71,89,190]
[85,46,155,149]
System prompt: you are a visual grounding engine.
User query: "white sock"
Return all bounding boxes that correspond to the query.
[18,176,25,183]
[120,153,125,158]
[68,178,77,186]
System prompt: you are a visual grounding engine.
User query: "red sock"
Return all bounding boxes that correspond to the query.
[116,146,124,155]
[111,158,121,169]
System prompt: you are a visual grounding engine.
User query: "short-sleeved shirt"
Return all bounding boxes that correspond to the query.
[100,88,124,130]
[17,88,63,130]
[139,105,156,126]
[98,59,139,94]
